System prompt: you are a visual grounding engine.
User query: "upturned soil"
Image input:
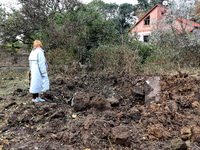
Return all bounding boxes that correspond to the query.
[0,71,200,150]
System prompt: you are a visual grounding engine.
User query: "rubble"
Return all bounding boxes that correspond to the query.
[0,72,200,149]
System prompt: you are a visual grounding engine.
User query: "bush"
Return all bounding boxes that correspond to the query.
[89,45,139,73]
[135,42,155,64]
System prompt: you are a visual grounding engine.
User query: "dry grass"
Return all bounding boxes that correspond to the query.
[0,70,29,97]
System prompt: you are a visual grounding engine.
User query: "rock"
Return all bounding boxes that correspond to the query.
[186,142,200,150]
[180,127,191,140]
[17,110,30,123]
[90,94,111,111]
[191,101,199,108]
[49,103,57,108]
[38,128,49,137]
[104,110,116,121]
[132,81,145,103]
[132,84,144,95]
[73,92,92,112]
[193,88,200,101]
[106,97,119,106]
[62,131,77,144]
[147,124,164,139]
[165,100,178,114]
[144,76,161,107]
[41,104,50,111]
[81,130,90,146]
[193,107,200,115]
[191,126,200,143]
[50,110,65,119]
[0,124,8,132]
[147,124,171,139]
[175,96,191,108]
[83,115,94,130]
[116,112,127,119]
[129,107,141,122]
[111,126,131,146]
[171,138,187,150]
[33,115,43,123]
[149,103,161,112]
[51,132,64,140]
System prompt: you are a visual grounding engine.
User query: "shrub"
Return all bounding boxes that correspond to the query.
[89,45,139,73]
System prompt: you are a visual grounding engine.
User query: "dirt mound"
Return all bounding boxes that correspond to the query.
[0,73,200,149]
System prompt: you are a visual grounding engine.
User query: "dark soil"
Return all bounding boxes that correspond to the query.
[0,72,200,150]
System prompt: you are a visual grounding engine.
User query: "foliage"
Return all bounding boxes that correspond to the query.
[0,0,80,46]
[0,0,199,74]
[136,0,164,12]
[1,0,134,62]
[65,4,121,62]
[150,1,200,67]
[87,0,118,19]
[191,1,200,24]
[134,0,164,20]
[87,0,136,45]
[89,45,139,73]
[137,42,155,64]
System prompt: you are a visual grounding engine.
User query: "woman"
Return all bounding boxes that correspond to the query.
[29,40,49,102]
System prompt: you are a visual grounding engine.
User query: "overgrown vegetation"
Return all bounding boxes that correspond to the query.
[0,0,199,74]
[150,1,200,69]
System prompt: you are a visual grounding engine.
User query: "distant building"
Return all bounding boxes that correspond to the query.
[129,4,200,42]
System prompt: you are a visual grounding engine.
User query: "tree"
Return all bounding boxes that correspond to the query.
[67,4,120,61]
[149,0,164,8]
[118,3,136,44]
[150,1,200,66]
[87,0,137,45]
[137,0,150,12]
[87,0,118,19]
[0,0,80,46]
[191,1,200,23]
[136,0,164,14]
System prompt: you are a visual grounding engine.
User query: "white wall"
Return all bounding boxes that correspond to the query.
[136,32,151,42]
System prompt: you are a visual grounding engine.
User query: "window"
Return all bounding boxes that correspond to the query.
[144,16,150,25]
[144,36,149,42]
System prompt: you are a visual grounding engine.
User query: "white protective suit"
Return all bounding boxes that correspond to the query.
[29,47,49,93]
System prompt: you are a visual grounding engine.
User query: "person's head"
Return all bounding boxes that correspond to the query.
[33,40,43,49]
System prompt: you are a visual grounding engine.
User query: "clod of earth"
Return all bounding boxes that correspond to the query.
[0,73,200,149]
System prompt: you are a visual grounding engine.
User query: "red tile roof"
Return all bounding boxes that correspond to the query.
[181,18,200,27]
[128,4,200,32]
[128,4,164,32]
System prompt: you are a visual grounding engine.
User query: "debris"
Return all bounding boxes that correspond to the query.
[171,138,187,150]
[144,76,161,107]
[71,92,77,106]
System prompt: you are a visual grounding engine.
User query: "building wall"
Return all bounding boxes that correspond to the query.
[130,4,198,42]
[0,49,29,69]
[131,5,165,42]
[137,31,151,41]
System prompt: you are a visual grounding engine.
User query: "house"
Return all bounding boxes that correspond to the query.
[129,4,200,42]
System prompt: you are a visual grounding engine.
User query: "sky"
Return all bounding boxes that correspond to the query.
[0,0,138,9]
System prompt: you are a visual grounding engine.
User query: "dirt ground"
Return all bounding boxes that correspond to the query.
[0,71,200,150]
